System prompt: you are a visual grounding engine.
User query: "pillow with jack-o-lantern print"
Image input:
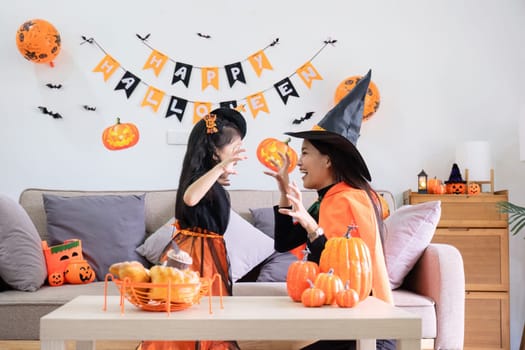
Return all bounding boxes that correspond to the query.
[0,194,47,291]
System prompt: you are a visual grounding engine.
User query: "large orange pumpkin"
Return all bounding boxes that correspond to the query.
[64,259,95,284]
[256,137,298,173]
[102,118,140,151]
[286,249,319,302]
[16,19,61,66]
[334,76,380,120]
[319,226,372,301]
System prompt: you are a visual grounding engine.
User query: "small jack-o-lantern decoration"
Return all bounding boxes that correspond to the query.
[256,137,298,173]
[48,271,64,286]
[64,259,95,284]
[102,118,140,151]
[445,163,466,195]
[16,19,61,67]
[334,76,380,120]
[468,183,481,195]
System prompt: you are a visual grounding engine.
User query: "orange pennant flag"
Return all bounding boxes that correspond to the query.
[296,61,323,89]
[141,86,165,112]
[248,50,273,77]
[201,67,219,90]
[193,102,212,124]
[247,92,269,119]
[143,50,168,77]
[93,54,120,82]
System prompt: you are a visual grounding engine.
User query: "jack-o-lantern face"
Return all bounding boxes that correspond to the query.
[256,137,298,173]
[446,182,466,195]
[468,183,481,195]
[48,271,64,286]
[43,239,83,279]
[64,259,95,284]
[102,118,140,151]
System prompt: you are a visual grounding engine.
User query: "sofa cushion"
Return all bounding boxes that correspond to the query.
[256,251,297,282]
[43,194,149,281]
[249,207,275,238]
[384,201,441,289]
[0,194,47,292]
[136,217,175,264]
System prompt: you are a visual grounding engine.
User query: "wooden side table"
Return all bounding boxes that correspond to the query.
[405,190,510,350]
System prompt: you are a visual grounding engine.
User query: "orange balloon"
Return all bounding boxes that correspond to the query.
[16,19,61,65]
[334,76,380,120]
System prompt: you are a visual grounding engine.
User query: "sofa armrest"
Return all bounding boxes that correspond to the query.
[403,243,465,350]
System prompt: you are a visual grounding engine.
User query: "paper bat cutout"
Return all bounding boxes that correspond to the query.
[136,33,151,41]
[45,83,62,89]
[324,38,337,45]
[38,106,63,119]
[292,111,315,125]
[82,105,96,111]
[197,32,211,39]
[270,38,280,47]
[80,35,94,44]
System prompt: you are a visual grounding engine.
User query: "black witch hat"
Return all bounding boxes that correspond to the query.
[285,69,372,181]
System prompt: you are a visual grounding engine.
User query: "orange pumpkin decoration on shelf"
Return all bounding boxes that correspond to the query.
[256,137,298,173]
[286,248,319,302]
[428,177,446,195]
[102,118,140,151]
[319,225,372,301]
[64,259,95,284]
[334,76,380,120]
[468,183,481,195]
[16,19,61,66]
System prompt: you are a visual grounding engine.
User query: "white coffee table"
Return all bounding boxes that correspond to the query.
[40,295,421,350]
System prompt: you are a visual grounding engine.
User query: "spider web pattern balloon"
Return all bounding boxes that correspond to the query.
[334,76,380,120]
[16,19,61,65]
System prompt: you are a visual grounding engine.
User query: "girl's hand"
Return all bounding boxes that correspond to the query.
[263,151,291,194]
[218,147,247,175]
[278,182,317,231]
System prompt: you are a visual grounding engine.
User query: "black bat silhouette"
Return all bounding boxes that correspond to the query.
[270,38,280,47]
[82,105,96,111]
[38,106,63,119]
[324,38,338,45]
[80,35,94,44]
[45,83,62,89]
[292,111,314,125]
[197,32,211,39]
[136,33,151,41]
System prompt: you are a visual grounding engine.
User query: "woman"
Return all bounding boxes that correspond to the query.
[140,107,247,350]
[265,70,395,350]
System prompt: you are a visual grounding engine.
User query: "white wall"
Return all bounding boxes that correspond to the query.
[1,1,524,347]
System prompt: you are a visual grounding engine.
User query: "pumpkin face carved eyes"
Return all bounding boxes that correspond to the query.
[256,137,298,173]
[48,272,64,286]
[64,260,95,284]
[102,118,140,151]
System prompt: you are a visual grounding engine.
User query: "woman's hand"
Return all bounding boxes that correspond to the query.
[263,151,291,194]
[278,182,317,233]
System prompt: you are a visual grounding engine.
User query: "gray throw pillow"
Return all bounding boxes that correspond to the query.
[249,207,275,238]
[136,218,176,264]
[0,194,47,291]
[256,251,297,282]
[43,194,148,281]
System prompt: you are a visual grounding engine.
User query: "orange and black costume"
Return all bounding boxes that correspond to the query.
[139,180,239,350]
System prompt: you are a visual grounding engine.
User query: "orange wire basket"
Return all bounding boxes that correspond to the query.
[103,273,223,315]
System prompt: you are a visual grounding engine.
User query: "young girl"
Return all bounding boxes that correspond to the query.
[265,70,395,350]
[140,107,247,350]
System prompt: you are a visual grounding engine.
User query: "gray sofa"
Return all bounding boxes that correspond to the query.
[0,188,465,349]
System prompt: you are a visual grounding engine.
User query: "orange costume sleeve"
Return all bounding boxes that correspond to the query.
[318,182,393,305]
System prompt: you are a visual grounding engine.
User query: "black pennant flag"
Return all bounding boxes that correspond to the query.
[114,71,140,99]
[220,100,238,109]
[274,77,299,105]
[172,62,193,87]
[165,96,188,121]
[225,62,246,87]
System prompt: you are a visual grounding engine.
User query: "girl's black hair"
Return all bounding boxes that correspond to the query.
[309,139,386,244]
[175,114,242,219]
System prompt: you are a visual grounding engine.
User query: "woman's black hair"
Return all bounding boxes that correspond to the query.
[309,139,386,244]
[175,113,242,219]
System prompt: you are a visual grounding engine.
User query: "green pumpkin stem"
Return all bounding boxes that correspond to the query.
[301,247,311,261]
[115,117,121,125]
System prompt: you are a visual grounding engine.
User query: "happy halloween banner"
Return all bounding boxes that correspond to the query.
[85,36,334,122]
[139,36,280,90]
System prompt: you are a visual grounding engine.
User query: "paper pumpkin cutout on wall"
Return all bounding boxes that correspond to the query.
[334,76,380,120]
[102,118,140,151]
[16,19,61,67]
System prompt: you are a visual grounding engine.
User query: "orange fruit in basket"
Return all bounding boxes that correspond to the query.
[149,266,200,303]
